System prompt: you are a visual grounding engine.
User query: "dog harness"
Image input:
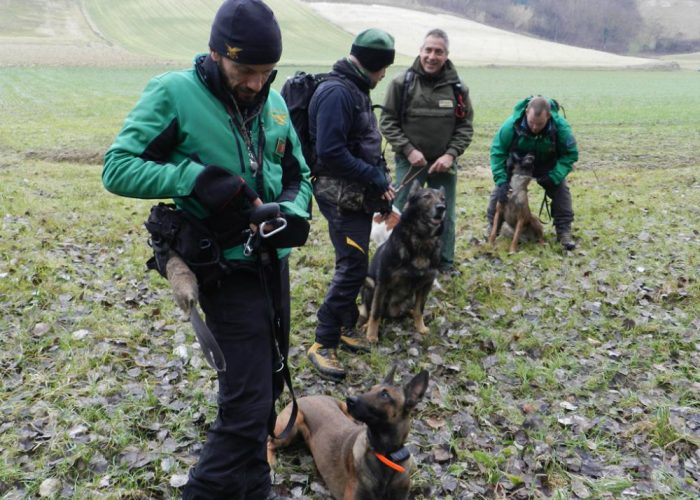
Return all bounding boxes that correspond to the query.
[374,446,411,473]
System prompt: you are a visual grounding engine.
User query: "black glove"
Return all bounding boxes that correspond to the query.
[537,175,556,191]
[367,164,390,192]
[495,183,509,204]
[261,212,310,249]
[193,165,259,214]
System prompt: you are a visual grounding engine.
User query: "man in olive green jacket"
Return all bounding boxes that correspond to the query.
[380,28,474,273]
[488,95,579,250]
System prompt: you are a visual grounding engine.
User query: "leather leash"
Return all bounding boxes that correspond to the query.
[190,303,227,372]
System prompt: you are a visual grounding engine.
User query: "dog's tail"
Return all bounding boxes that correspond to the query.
[357,277,375,324]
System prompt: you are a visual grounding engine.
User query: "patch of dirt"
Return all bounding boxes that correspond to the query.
[24,148,105,164]
[0,41,176,67]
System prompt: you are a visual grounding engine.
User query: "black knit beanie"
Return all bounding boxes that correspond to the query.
[209,0,282,64]
[350,28,395,72]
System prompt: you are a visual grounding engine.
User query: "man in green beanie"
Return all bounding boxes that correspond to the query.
[306,29,396,381]
[380,28,474,274]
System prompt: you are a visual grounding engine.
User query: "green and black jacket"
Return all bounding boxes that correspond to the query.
[490,96,578,187]
[379,57,474,163]
[103,55,312,261]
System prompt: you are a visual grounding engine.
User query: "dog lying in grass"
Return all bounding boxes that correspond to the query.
[359,181,446,343]
[488,152,544,253]
[268,367,429,499]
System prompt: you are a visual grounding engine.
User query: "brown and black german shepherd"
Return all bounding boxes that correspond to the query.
[359,181,446,343]
[268,367,429,499]
[488,152,544,253]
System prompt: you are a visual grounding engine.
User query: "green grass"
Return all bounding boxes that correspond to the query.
[1,62,700,497]
[83,0,357,65]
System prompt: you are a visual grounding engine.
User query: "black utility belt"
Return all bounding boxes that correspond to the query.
[143,203,310,289]
[144,203,235,289]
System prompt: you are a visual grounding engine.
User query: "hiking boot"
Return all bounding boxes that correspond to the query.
[558,230,576,251]
[339,327,371,353]
[307,343,346,381]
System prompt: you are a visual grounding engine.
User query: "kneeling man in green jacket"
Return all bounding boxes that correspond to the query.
[488,96,579,250]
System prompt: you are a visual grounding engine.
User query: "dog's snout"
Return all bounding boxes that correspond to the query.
[436,204,446,215]
[346,396,358,409]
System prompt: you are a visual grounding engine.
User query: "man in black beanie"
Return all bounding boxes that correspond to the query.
[103,0,312,497]
[306,29,396,381]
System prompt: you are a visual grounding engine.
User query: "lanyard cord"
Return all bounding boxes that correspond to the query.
[226,100,266,195]
[226,101,265,174]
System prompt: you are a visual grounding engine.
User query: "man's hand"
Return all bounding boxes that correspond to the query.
[248,201,278,234]
[407,149,428,168]
[428,153,454,175]
[495,183,509,204]
[537,175,556,190]
[193,165,259,213]
[381,185,396,202]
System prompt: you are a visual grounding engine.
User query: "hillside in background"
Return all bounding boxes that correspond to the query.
[310,0,700,55]
[0,0,690,68]
[306,2,673,69]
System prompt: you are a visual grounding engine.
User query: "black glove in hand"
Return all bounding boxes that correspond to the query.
[537,175,556,190]
[193,165,258,214]
[367,165,390,192]
[495,183,509,204]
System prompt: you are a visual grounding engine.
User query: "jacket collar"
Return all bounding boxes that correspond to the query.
[195,53,274,117]
[330,57,371,94]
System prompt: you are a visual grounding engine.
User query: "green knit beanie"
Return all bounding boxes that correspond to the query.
[351,29,395,71]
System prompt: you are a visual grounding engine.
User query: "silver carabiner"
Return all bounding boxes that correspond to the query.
[260,217,287,239]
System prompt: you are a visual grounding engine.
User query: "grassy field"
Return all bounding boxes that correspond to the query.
[1,63,699,498]
[83,0,355,65]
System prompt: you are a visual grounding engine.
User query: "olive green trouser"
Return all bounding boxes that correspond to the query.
[393,154,457,268]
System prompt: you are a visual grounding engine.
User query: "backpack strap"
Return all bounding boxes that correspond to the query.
[452,81,466,119]
[399,69,415,123]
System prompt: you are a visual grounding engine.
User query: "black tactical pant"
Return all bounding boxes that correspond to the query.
[487,178,574,235]
[183,258,289,499]
[314,195,372,348]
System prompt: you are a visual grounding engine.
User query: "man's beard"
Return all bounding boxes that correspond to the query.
[216,59,257,106]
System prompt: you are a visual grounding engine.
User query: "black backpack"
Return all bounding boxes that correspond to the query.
[280,71,335,170]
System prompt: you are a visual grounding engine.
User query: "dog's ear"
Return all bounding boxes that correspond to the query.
[383,364,397,385]
[439,186,446,197]
[408,179,421,198]
[403,370,429,411]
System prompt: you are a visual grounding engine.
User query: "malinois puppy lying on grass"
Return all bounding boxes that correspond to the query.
[268,367,429,500]
[358,181,446,343]
[489,152,544,253]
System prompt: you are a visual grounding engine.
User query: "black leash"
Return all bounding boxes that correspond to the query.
[539,191,552,223]
[256,243,298,442]
[190,305,227,372]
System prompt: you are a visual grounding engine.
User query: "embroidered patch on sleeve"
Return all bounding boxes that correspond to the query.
[275,137,286,157]
[271,111,287,126]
